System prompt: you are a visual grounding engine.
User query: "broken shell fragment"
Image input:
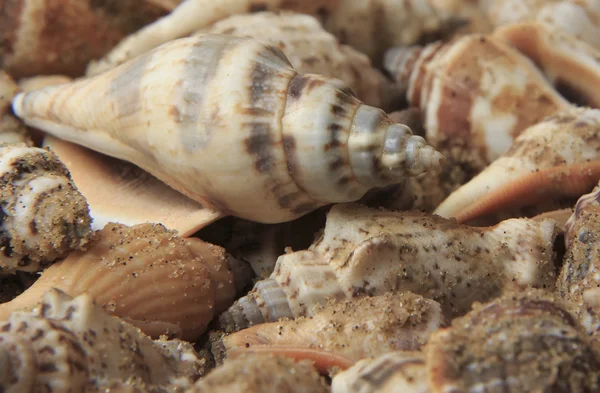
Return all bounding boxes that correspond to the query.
[215,292,443,364]
[219,203,557,332]
[384,33,571,174]
[0,222,254,341]
[0,143,92,273]
[434,107,600,224]
[0,288,205,393]
[12,34,443,224]
[493,21,600,108]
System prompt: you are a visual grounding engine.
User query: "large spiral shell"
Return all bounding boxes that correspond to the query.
[11,34,443,224]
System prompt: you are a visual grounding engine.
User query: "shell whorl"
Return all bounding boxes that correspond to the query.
[11,34,443,224]
[0,143,92,273]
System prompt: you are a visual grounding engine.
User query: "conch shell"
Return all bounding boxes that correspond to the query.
[434,107,600,224]
[384,33,571,175]
[556,181,600,340]
[0,0,169,78]
[0,222,254,341]
[0,143,92,273]
[194,11,395,109]
[0,288,205,393]
[214,292,443,364]
[12,34,443,224]
[218,203,557,332]
[85,0,469,75]
[493,20,600,108]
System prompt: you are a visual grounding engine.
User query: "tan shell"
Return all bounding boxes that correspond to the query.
[0,71,19,116]
[494,20,600,108]
[0,0,169,78]
[0,143,92,273]
[218,203,557,331]
[12,34,443,224]
[0,288,205,393]
[194,11,394,109]
[215,292,444,363]
[434,107,600,224]
[0,222,254,341]
[384,33,571,175]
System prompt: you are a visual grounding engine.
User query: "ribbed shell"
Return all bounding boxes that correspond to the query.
[0,222,254,342]
[434,107,600,224]
[0,288,204,393]
[218,203,557,331]
[557,181,600,339]
[0,0,169,78]
[384,33,571,174]
[426,289,600,392]
[0,143,92,273]
[12,34,443,223]
[197,11,393,109]
[216,292,443,363]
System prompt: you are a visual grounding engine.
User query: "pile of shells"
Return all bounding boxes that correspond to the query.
[3,0,600,391]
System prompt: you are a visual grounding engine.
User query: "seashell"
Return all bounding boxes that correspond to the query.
[0,115,33,146]
[434,107,600,224]
[193,11,395,109]
[186,352,329,393]
[494,20,600,108]
[482,0,600,49]
[384,33,571,175]
[0,71,20,116]
[214,292,444,364]
[0,288,205,393]
[331,352,429,393]
[556,181,600,339]
[0,143,92,273]
[0,0,170,78]
[85,0,474,76]
[12,34,444,224]
[0,222,254,341]
[425,289,600,392]
[218,203,557,332]
[17,75,73,93]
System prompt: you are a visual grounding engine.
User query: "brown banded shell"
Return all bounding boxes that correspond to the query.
[384,33,571,176]
[0,222,254,341]
[0,0,170,78]
[215,292,444,363]
[12,34,443,224]
[218,203,557,332]
[0,143,92,273]
[434,107,600,224]
[0,288,204,393]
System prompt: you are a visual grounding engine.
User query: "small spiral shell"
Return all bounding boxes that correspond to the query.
[12,34,443,224]
[218,203,558,332]
[0,143,92,273]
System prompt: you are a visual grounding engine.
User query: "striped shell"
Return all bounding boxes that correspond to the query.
[12,34,443,224]
[0,143,92,273]
[0,222,254,342]
[0,288,204,393]
[384,33,571,175]
[434,107,600,224]
[218,203,557,332]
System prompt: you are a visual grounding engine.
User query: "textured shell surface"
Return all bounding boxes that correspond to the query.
[12,34,442,224]
[384,33,571,174]
[0,143,92,273]
[0,0,169,78]
[219,203,557,331]
[494,20,600,108]
[434,107,600,224]
[216,292,444,363]
[331,351,429,393]
[0,222,254,342]
[425,289,600,393]
[198,11,393,109]
[0,288,204,393]
[557,181,600,339]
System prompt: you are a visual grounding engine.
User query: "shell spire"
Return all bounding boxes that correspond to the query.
[11,34,443,224]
